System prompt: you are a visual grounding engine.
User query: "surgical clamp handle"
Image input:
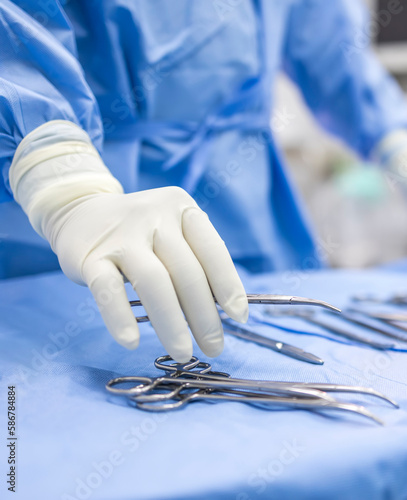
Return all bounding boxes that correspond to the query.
[106,372,335,401]
[107,354,334,400]
[154,355,230,378]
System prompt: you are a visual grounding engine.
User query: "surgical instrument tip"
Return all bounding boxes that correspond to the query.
[331,403,385,426]
[294,384,399,408]
[290,298,341,313]
[245,294,341,313]
[383,396,399,409]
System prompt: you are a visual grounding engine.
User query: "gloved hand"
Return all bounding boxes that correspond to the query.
[374,129,407,191]
[10,121,248,362]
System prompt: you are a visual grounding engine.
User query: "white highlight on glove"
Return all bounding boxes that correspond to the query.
[374,129,407,186]
[10,121,248,362]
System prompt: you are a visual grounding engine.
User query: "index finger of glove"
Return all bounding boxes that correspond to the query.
[182,208,248,323]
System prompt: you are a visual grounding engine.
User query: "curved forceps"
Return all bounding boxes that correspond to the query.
[152,355,398,407]
[132,388,385,425]
[106,354,337,401]
[106,356,396,407]
[129,294,341,323]
[106,373,336,401]
[105,356,398,424]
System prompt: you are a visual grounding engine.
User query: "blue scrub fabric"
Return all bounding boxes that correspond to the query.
[0,266,406,500]
[1,0,407,276]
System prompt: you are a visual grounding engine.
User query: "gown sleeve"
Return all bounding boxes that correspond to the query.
[282,0,407,159]
[0,0,103,202]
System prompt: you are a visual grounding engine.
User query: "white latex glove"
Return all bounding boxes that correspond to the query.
[10,121,248,362]
[374,129,407,191]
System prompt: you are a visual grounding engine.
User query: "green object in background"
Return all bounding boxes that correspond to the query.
[334,163,387,201]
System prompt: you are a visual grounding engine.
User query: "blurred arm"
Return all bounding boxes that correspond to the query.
[282,0,407,159]
[0,0,103,202]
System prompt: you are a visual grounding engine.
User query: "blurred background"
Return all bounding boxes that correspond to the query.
[1,0,407,278]
[275,0,407,268]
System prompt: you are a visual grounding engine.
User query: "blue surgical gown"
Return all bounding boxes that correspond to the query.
[1,0,407,277]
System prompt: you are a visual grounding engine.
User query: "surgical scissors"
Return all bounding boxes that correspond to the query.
[330,309,407,343]
[351,293,407,334]
[264,308,395,350]
[348,309,407,324]
[106,355,398,424]
[352,292,407,306]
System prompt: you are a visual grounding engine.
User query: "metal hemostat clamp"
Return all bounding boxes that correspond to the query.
[128,293,341,323]
[245,294,340,311]
[106,355,398,425]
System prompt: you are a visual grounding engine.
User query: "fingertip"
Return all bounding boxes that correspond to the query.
[168,348,193,364]
[150,318,193,363]
[200,334,224,358]
[114,327,140,350]
[165,331,194,363]
[221,293,249,324]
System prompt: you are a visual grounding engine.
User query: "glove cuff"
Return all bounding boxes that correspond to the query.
[9,120,123,238]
